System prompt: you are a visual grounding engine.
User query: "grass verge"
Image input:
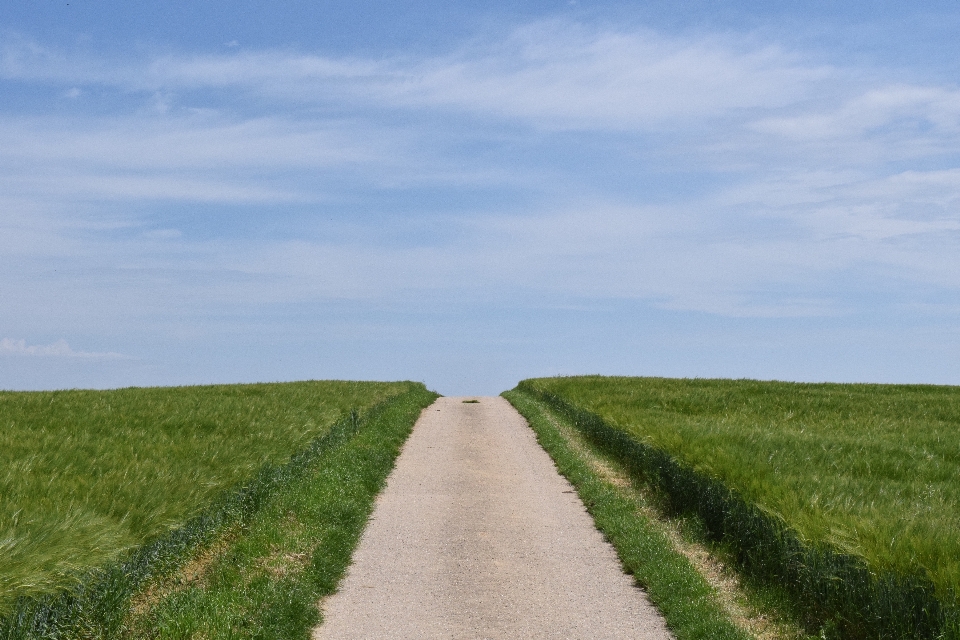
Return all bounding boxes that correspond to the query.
[503,388,753,640]
[1,383,437,639]
[1,380,407,610]
[517,377,958,639]
[125,383,437,639]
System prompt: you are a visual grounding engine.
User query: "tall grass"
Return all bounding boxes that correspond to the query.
[0,380,408,613]
[133,384,438,639]
[503,389,753,640]
[518,376,960,639]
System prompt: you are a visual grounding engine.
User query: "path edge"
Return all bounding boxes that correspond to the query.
[503,388,752,640]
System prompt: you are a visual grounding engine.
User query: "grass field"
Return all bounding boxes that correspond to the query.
[0,380,414,614]
[516,376,960,639]
[503,389,757,640]
[125,384,438,640]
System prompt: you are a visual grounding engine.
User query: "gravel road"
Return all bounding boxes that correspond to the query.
[313,396,673,639]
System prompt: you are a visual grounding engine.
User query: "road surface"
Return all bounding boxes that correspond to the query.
[314,396,673,639]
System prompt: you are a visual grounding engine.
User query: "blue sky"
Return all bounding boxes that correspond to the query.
[2,1,960,395]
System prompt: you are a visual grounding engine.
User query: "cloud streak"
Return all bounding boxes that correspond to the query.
[3,23,835,129]
[0,338,126,359]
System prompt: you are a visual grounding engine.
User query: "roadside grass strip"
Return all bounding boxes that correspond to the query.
[516,377,959,640]
[126,384,437,639]
[0,382,437,639]
[503,389,753,640]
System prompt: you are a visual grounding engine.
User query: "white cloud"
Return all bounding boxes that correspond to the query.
[753,85,960,141]
[2,23,834,129]
[369,22,833,129]
[3,171,308,204]
[0,115,417,206]
[1,20,959,321]
[717,167,960,242]
[0,338,126,358]
[0,116,391,171]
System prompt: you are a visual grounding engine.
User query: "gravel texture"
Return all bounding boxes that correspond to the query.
[313,396,673,639]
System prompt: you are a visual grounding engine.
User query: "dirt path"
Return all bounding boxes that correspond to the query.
[313,396,673,639]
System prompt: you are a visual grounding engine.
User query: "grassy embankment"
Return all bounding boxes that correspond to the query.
[513,376,960,640]
[0,380,437,638]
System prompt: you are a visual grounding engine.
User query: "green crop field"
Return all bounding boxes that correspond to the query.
[515,376,960,639]
[0,380,413,615]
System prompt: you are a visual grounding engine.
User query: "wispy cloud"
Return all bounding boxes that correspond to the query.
[0,338,126,359]
[0,114,411,206]
[369,22,834,129]
[3,22,954,145]
[1,18,959,322]
[752,84,960,143]
[2,23,834,129]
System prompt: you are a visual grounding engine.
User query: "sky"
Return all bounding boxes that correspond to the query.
[2,1,960,395]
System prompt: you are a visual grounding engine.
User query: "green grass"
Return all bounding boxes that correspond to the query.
[503,389,753,640]
[126,384,438,639]
[518,376,960,639]
[0,380,411,613]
